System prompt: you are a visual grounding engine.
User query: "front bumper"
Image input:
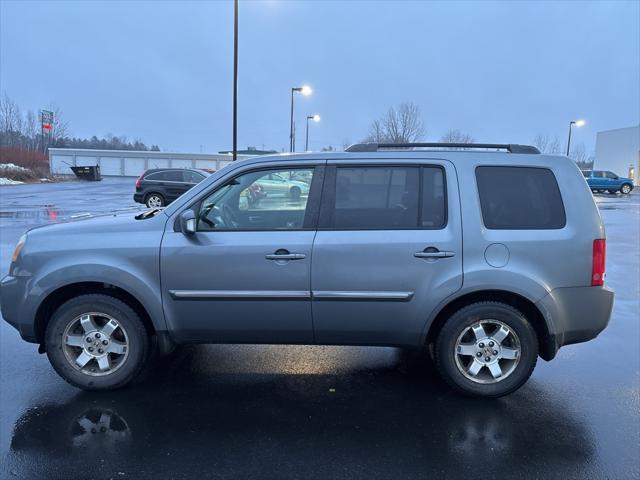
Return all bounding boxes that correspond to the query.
[536,285,614,358]
[0,274,37,343]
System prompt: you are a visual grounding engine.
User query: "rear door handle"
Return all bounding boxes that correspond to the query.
[414,250,456,259]
[265,250,306,261]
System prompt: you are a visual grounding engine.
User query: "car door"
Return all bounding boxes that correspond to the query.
[592,171,607,189]
[160,163,324,343]
[605,171,621,189]
[311,160,463,346]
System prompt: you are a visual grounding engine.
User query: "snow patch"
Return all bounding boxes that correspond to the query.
[0,177,25,185]
[0,163,31,172]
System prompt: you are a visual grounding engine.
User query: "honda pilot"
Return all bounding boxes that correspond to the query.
[1,143,614,397]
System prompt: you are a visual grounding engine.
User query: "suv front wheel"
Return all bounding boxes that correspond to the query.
[45,294,149,390]
[435,301,538,397]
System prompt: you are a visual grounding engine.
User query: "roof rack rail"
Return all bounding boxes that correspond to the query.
[344,142,541,154]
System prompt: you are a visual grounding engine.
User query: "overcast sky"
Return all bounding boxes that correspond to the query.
[1,0,638,154]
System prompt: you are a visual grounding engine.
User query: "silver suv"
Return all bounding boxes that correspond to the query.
[0,143,614,397]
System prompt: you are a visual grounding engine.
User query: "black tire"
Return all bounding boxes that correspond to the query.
[435,301,538,398]
[289,186,301,200]
[620,183,633,195]
[145,192,165,208]
[45,294,149,391]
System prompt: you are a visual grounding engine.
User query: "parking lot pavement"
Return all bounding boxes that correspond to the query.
[0,180,638,479]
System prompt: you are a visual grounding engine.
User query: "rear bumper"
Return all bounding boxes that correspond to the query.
[133,192,144,203]
[536,285,614,359]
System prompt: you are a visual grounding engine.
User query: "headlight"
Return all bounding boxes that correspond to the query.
[11,234,26,263]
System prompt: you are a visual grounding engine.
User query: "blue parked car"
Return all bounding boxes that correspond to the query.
[582,170,634,194]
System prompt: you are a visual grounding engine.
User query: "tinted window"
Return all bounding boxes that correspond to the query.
[476,166,566,229]
[329,166,420,229]
[422,167,446,228]
[198,168,314,231]
[145,170,182,182]
[165,170,183,182]
[594,171,605,178]
[145,171,167,181]
[605,171,618,179]
[184,171,206,183]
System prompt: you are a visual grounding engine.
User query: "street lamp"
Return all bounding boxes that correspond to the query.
[289,85,312,152]
[566,119,585,156]
[232,0,239,161]
[305,114,320,152]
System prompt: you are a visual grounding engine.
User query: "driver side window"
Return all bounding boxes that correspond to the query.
[197,168,315,231]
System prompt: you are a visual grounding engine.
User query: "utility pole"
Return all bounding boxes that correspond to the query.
[232,0,238,161]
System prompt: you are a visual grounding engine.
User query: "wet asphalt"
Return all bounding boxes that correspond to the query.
[0,178,638,480]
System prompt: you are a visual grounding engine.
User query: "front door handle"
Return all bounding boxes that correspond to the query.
[265,249,306,261]
[414,249,456,259]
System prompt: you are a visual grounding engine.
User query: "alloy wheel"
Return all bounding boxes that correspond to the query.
[454,319,521,384]
[62,312,129,376]
[146,195,163,208]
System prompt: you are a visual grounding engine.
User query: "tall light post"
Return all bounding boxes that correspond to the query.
[232,0,238,161]
[566,119,585,156]
[289,85,312,152]
[305,114,320,152]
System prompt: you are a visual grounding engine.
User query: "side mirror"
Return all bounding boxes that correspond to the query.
[179,209,197,235]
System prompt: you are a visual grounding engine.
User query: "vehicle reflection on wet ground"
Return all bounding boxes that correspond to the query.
[0,179,638,479]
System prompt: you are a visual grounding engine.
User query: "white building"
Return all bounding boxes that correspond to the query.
[594,126,640,186]
[49,148,252,177]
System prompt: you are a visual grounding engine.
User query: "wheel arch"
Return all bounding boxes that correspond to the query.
[35,282,156,346]
[424,289,556,360]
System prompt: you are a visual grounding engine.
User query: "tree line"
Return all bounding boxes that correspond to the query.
[361,101,593,169]
[0,93,160,155]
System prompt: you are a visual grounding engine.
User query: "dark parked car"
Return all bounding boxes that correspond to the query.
[582,169,634,194]
[133,168,210,207]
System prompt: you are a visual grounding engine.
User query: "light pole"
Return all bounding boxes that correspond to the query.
[566,119,585,156]
[289,85,312,152]
[305,114,320,152]
[232,0,238,161]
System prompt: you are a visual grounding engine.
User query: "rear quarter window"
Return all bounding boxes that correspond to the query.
[475,166,566,229]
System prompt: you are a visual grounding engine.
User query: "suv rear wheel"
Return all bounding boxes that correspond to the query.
[435,301,538,397]
[45,294,149,390]
[145,193,165,208]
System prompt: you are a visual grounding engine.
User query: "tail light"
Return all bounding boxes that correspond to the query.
[135,176,142,190]
[592,239,606,286]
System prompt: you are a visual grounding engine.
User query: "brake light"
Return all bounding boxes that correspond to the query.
[592,239,606,286]
[135,176,142,189]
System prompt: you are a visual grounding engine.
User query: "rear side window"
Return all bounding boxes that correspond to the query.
[184,171,206,183]
[323,165,446,229]
[475,166,566,229]
[145,170,182,182]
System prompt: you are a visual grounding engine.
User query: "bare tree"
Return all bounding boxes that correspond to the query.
[47,103,70,140]
[364,102,425,143]
[0,93,22,147]
[366,119,385,143]
[569,142,594,169]
[24,110,38,151]
[440,129,474,148]
[532,133,562,154]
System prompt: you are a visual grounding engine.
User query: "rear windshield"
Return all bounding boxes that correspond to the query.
[475,166,566,229]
